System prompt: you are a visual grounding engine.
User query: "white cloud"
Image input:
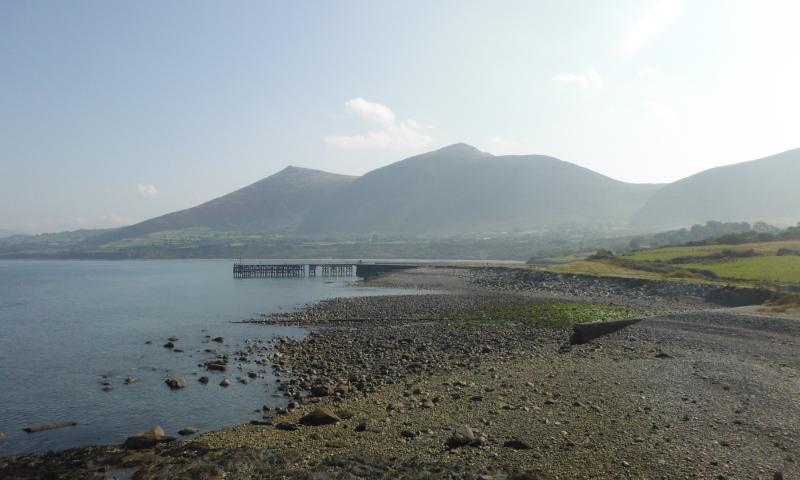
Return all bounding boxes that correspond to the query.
[325,119,434,150]
[553,67,602,89]
[137,183,159,198]
[325,98,435,150]
[637,67,661,77]
[619,0,683,57]
[489,136,521,148]
[344,97,396,127]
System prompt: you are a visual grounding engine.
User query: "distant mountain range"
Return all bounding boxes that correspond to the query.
[83,143,800,243]
[630,148,800,228]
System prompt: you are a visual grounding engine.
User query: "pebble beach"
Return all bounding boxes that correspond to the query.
[1,266,798,479]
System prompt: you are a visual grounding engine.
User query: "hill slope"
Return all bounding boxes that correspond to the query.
[298,143,661,235]
[91,167,357,243]
[631,148,800,229]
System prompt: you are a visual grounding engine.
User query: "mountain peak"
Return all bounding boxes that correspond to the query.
[432,143,492,157]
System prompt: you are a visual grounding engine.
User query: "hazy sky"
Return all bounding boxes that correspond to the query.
[2,1,799,234]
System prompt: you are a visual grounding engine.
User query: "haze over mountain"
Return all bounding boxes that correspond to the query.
[298,144,660,235]
[91,167,357,243]
[631,148,800,229]
[69,143,800,245]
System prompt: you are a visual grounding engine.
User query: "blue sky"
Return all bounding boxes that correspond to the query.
[2,0,799,234]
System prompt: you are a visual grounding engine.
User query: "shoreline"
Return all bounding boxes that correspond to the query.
[2,266,798,479]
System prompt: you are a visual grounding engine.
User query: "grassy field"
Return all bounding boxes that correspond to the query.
[677,255,800,284]
[547,239,800,286]
[624,240,800,261]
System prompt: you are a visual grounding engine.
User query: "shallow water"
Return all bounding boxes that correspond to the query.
[0,260,430,456]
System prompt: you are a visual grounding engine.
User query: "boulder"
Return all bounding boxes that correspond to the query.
[220,378,231,387]
[198,376,209,384]
[447,425,474,447]
[123,427,164,450]
[178,427,198,435]
[163,342,175,349]
[299,407,341,426]
[124,378,138,385]
[165,378,186,389]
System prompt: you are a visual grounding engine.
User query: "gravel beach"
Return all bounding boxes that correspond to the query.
[1,266,798,479]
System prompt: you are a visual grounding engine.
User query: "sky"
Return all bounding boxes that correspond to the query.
[2,0,799,234]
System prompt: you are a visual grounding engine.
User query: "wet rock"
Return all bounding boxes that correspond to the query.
[198,376,209,384]
[23,422,78,433]
[165,378,186,389]
[169,336,179,342]
[207,361,228,372]
[122,427,164,450]
[213,337,225,343]
[178,427,198,435]
[124,377,138,385]
[299,407,341,426]
[220,378,231,387]
[163,342,175,349]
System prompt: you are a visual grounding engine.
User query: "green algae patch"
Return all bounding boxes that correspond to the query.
[466,301,648,330]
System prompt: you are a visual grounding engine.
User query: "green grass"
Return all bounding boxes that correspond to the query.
[625,240,800,261]
[466,301,648,330]
[678,255,800,284]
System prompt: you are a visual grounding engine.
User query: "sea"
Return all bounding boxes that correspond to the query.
[0,260,432,456]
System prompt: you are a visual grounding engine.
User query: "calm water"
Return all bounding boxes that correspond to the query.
[0,260,427,456]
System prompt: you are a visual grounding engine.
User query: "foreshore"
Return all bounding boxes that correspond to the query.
[1,266,798,479]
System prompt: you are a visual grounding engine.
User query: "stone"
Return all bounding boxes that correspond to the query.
[299,407,341,426]
[421,399,435,408]
[198,376,209,384]
[213,337,224,343]
[169,336,179,341]
[311,385,335,397]
[165,378,186,389]
[504,439,533,450]
[124,377,138,385]
[23,422,78,433]
[406,362,425,371]
[386,402,404,411]
[220,378,231,387]
[325,439,350,448]
[400,430,417,439]
[163,342,175,348]
[123,427,164,450]
[336,409,356,419]
[207,361,227,372]
[276,421,298,431]
[178,427,198,435]
[447,425,474,447]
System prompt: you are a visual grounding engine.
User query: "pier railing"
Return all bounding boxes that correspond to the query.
[233,263,354,278]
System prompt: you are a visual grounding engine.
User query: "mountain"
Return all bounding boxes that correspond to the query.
[297,144,661,235]
[0,228,25,239]
[631,148,800,229]
[91,166,357,243]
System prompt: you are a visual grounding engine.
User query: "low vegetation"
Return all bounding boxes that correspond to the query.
[465,301,647,330]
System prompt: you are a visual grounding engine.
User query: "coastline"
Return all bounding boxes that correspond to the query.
[2,266,798,479]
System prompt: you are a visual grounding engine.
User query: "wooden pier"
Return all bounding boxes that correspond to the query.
[233,263,354,278]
